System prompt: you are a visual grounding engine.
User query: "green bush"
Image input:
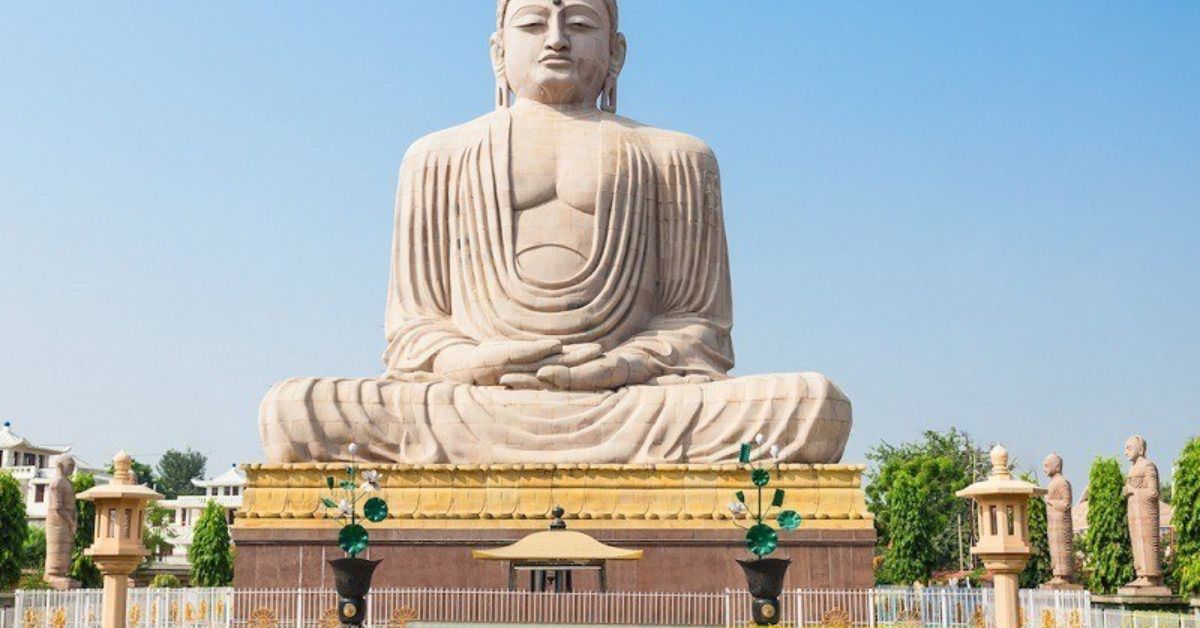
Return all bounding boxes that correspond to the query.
[1020,472,1052,588]
[1172,437,1200,596]
[1084,457,1134,593]
[18,570,51,590]
[69,473,101,587]
[867,428,989,580]
[189,501,233,586]
[22,526,46,569]
[149,574,182,588]
[0,472,29,590]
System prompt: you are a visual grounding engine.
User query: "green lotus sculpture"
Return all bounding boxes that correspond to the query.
[318,444,389,557]
[729,436,803,557]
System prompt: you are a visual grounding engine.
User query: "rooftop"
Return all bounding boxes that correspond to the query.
[192,464,246,488]
[0,421,71,454]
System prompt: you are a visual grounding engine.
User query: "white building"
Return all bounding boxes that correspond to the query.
[155,465,245,565]
[0,420,109,526]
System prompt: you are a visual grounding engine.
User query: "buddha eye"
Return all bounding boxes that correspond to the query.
[566,17,599,31]
[515,20,547,32]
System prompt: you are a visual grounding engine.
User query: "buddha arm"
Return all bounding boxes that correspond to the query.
[382,144,476,375]
[608,143,734,381]
[1135,463,1160,501]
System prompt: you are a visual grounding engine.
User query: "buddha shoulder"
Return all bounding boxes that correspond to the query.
[612,116,717,167]
[400,112,501,166]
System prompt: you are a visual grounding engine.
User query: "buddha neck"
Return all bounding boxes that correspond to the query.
[510,99,603,120]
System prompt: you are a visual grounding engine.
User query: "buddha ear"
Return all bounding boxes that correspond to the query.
[602,33,627,113]
[490,32,511,109]
[610,32,627,77]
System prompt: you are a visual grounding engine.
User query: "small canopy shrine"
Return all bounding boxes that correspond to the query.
[473,507,642,592]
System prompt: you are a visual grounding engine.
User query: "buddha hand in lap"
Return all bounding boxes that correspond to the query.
[259,0,852,465]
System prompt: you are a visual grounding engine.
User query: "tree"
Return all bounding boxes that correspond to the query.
[1172,437,1200,596]
[1020,472,1052,588]
[69,473,102,587]
[0,472,28,590]
[189,501,233,586]
[107,457,155,487]
[878,468,939,584]
[867,428,990,577]
[22,526,46,569]
[143,503,176,562]
[1083,457,1134,594]
[157,449,207,499]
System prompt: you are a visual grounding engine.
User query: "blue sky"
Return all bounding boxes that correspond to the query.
[2,2,1197,490]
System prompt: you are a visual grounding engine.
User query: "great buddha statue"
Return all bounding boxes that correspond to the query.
[259,0,852,465]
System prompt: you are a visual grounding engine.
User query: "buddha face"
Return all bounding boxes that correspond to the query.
[1125,436,1146,463]
[493,0,624,106]
[1043,454,1062,477]
[54,455,75,479]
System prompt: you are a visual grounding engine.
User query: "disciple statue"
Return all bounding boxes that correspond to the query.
[44,455,79,590]
[1041,453,1077,588]
[1122,435,1166,591]
[259,0,852,464]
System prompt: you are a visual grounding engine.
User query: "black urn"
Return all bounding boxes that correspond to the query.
[737,558,791,626]
[328,557,382,626]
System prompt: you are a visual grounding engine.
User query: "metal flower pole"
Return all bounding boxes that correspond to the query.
[729,435,803,626]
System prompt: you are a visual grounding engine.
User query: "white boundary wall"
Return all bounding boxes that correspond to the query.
[6,586,1163,628]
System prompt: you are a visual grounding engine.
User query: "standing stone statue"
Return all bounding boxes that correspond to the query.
[44,455,79,590]
[1040,453,1080,589]
[258,0,852,465]
[1119,435,1170,595]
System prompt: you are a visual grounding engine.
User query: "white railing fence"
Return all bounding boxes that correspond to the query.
[722,588,1092,628]
[1091,609,1200,628]
[4,586,1148,628]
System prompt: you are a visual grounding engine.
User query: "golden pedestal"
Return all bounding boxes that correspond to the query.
[233,463,875,591]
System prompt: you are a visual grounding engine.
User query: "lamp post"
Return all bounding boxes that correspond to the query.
[956,445,1046,628]
[77,451,163,628]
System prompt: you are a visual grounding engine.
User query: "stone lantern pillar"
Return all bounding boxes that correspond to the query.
[77,451,163,628]
[957,445,1046,628]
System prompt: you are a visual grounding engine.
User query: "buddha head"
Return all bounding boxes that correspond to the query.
[52,454,75,480]
[1124,435,1147,463]
[1043,452,1062,477]
[492,0,626,111]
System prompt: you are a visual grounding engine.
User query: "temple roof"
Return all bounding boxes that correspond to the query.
[0,421,71,454]
[192,465,246,488]
[473,530,643,562]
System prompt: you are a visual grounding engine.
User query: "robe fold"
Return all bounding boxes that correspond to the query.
[259,111,852,464]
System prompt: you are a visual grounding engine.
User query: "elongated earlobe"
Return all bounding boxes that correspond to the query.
[496,80,511,109]
[490,33,510,110]
[601,75,617,113]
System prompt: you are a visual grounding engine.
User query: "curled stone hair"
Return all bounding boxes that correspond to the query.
[494,0,622,112]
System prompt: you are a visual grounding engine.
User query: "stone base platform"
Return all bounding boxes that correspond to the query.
[233,463,876,591]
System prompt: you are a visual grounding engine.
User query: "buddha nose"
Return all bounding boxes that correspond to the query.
[546,20,569,51]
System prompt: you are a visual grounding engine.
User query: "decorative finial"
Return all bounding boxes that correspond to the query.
[989,444,1011,479]
[550,505,566,530]
[113,450,134,485]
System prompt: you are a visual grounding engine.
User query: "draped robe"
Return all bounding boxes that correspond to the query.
[1126,458,1163,579]
[259,111,852,464]
[1045,475,1075,579]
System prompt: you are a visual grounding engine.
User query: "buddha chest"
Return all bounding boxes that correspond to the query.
[509,114,616,285]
